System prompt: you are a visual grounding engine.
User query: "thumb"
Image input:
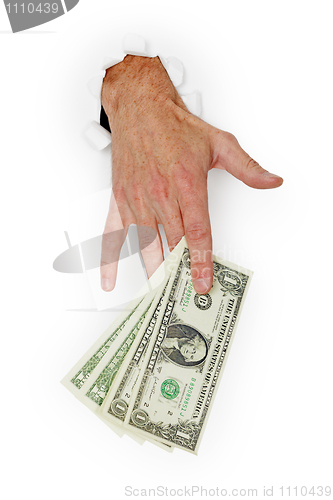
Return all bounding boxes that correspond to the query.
[211,130,283,189]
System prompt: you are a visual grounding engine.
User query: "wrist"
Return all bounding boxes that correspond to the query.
[101,55,185,128]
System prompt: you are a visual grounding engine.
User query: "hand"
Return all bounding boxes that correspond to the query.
[100,55,283,294]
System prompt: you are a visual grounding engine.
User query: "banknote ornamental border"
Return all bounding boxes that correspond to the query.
[129,252,249,451]
[70,300,143,389]
[85,301,153,406]
[107,285,168,422]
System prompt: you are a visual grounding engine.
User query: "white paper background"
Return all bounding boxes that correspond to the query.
[1,1,332,499]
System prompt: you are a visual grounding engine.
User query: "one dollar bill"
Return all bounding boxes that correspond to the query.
[61,241,179,447]
[124,237,253,454]
[101,281,169,424]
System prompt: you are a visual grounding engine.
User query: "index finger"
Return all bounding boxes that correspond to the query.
[179,188,213,295]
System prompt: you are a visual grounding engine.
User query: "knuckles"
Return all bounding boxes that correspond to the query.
[139,230,160,253]
[245,157,262,172]
[167,234,184,252]
[223,131,238,145]
[185,224,210,245]
[146,174,170,202]
[172,165,196,194]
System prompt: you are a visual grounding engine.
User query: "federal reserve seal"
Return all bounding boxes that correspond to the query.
[161,379,180,400]
[194,293,212,310]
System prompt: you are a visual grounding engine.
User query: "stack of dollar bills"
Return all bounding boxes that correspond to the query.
[62,237,253,454]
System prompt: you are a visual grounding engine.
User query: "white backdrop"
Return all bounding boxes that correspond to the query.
[1,1,332,499]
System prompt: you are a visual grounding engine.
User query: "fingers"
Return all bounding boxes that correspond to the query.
[178,180,213,295]
[101,194,164,289]
[153,175,213,295]
[125,187,165,279]
[212,130,284,189]
[153,200,185,253]
[100,193,133,291]
[137,222,164,279]
[103,182,213,295]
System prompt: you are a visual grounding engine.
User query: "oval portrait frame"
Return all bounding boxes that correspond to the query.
[161,322,208,368]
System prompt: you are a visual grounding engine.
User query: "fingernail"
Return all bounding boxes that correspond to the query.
[262,171,283,180]
[101,279,112,291]
[194,278,210,295]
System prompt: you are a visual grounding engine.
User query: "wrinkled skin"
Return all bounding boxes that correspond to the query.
[100,55,283,294]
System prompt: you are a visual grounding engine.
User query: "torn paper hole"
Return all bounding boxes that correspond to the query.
[84,121,112,150]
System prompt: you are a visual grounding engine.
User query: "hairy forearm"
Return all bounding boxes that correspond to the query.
[101,54,201,173]
[101,55,187,129]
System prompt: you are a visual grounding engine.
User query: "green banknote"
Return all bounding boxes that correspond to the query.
[83,300,153,409]
[61,298,144,395]
[62,295,155,440]
[99,282,177,452]
[61,245,177,447]
[101,281,169,424]
[124,238,253,454]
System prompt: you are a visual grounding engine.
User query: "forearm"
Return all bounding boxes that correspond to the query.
[101,55,187,130]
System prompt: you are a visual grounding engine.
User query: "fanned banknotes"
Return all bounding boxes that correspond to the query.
[62,237,252,453]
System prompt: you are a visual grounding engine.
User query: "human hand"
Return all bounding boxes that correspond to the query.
[100,55,283,294]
